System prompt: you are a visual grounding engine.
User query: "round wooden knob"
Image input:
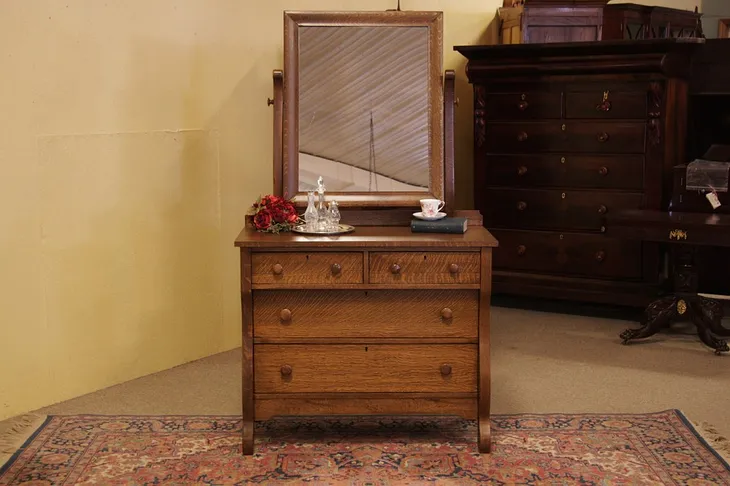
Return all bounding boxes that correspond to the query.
[331,263,342,275]
[440,364,452,376]
[595,250,606,262]
[518,100,529,111]
[517,201,527,211]
[517,131,528,142]
[449,263,459,274]
[441,308,453,320]
[517,165,528,176]
[598,205,607,215]
[517,245,527,256]
[597,132,609,143]
[390,263,401,275]
[280,365,292,376]
[598,166,609,176]
[279,308,292,322]
[272,263,283,275]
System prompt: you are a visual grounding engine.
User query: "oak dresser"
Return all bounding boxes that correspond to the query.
[235,225,498,454]
[455,38,702,306]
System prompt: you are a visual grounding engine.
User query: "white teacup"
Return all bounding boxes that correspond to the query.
[420,198,445,217]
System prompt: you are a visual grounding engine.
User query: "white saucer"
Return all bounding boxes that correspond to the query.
[413,211,447,221]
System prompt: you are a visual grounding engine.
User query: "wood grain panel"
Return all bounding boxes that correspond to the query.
[253,289,478,339]
[252,252,362,285]
[254,344,477,394]
[369,252,480,284]
[255,397,477,420]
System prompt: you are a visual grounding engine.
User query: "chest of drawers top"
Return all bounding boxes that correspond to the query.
[235,225,498,250]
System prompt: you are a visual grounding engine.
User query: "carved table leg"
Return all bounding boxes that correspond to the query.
[699,296,730,337]
[620,296,679,344]
[689,298,730,355]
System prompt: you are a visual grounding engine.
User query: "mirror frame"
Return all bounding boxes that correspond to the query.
[280,10,445,208]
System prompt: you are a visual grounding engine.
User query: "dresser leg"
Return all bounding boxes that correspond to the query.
[478,420,492,453]
[242,421,254,455]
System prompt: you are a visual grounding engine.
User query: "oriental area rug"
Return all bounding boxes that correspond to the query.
[1,410,729,485]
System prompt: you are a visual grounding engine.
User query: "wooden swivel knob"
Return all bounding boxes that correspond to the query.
[441,308,453,320]
[595,250,606,262]
[517,201,527,211]
[390,263,401,275]
[440,364,452,376]
[598,205,607,215]
[280,365,292,376]
[279,308,292,322]
[517,131,528,142]
[449,263,459,274]
[597,132,609,143]
[272,263,283,275]
[517,165,528,176]
[598,166,609,176]
[331,263,342,275]
[517,245,527,256]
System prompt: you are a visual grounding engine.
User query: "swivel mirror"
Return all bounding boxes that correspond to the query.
[273,10,454,212]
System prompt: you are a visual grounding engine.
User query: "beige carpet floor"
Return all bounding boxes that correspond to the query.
[4,301,730,440]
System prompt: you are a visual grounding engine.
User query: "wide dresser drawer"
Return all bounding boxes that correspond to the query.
[491,229,643,280]
[484,188,644,232]
[254,344,477,394]
[254,289,478,340]
[485,154,644,190]
[485,121,646,154]
[369,251,480,285]
[252,252,363,285]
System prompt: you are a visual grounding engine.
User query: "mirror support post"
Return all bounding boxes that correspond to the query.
[444,70,456,213]
[272,70,284,197]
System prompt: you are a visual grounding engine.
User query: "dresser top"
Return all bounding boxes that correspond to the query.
[235,225,498,249]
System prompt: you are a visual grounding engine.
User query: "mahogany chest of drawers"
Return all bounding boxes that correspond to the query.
[455,39,701,306]
[235,225,498,454]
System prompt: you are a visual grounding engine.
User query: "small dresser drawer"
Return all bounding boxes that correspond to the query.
[484,189,644,232]
[491,229,643,280]
[252,252,362,285]
[369,252,480,285]
[485,91,562,120]
[565,88,648,119]
[254,289,478,340]
[486,121,646,154]
[485,154,644,191]
[254,344,477,394]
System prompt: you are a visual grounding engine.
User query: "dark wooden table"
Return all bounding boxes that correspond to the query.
[606,209,730,354]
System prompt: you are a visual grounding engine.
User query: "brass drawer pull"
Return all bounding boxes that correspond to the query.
[596,90,612,112]
[280,365,293,376]
[441,308,453,320]
[597,132,609,143]
[598,205,607,215]
[517,131,528,142]
[272,263,284,275]
[598,166,609,176]
[517,201,527,211]
[595,250,606,262]
[390,263,402,275]
[517,245,527,256]
[449,263,460,274]
[518,100,529,111]
[279,308,292,322]
[517,165,528,176]
[440,364,452,376]
[331,263,342,275]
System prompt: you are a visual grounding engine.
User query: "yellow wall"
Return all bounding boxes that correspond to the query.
[0,0,701,421]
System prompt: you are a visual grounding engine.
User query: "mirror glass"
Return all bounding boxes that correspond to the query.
[298,26,430,192]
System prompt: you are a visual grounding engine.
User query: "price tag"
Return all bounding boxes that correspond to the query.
[706,191,721,209]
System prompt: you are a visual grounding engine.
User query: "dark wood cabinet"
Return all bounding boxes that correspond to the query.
[602,3,703,40]
[455,39,702,306]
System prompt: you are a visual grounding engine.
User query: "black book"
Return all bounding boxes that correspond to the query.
[410,217,468,234]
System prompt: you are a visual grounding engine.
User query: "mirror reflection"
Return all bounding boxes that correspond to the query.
[298,25,431,192]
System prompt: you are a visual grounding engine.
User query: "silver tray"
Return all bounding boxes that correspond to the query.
[291,224,355,236]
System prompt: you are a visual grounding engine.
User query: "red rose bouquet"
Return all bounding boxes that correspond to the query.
[248,195,301,233]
